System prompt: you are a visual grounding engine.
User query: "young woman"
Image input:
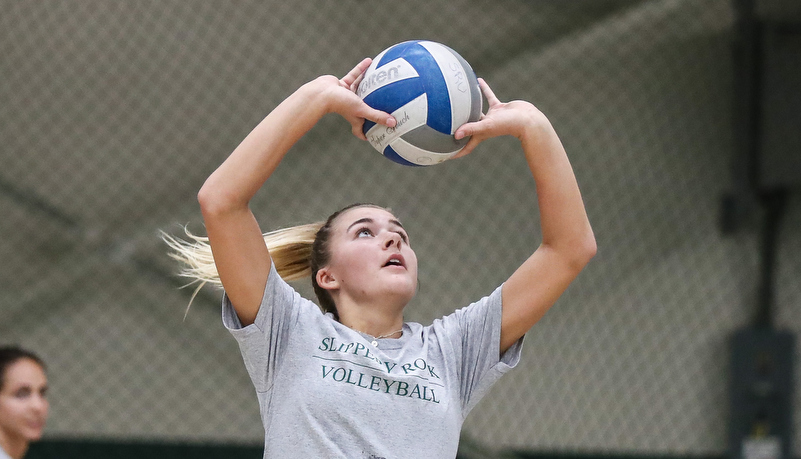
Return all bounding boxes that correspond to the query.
[0,347,49,459]
[166,58,595,458]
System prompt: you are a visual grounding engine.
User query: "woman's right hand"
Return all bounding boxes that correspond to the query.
[313,58,396,140]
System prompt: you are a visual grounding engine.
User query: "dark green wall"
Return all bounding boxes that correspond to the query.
[27,440,262,459]
[27,440,725,459]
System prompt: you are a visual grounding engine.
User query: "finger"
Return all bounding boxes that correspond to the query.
[341,58,372,87]
[453,111,487,140]
[350,72,365,93]
[454,119,482,141]
[351,121,367,141]
[357,105,396,128]
[478,78,501,106]
[450,136,480,159]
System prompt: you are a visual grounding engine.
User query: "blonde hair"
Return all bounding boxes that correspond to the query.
[163,203,382,318]
[161,223,323,316]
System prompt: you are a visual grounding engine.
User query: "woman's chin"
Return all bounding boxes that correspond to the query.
[393,285,417,306]
[23,424,46,441]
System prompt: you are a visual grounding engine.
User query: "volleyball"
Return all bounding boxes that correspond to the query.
[357,40,482,166]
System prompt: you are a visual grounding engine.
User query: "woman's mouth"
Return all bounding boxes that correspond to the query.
[383,254,405,269]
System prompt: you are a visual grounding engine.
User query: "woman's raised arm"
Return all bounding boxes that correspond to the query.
[454,79,597,354]
[198,59,396,326]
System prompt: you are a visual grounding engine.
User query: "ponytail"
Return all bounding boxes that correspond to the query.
[161,223,323,314]
[163,202,381,319]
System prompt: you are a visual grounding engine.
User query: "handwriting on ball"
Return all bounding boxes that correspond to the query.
[450,63,468,93]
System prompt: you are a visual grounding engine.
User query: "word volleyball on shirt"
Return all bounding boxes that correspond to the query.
[315,336,442,404]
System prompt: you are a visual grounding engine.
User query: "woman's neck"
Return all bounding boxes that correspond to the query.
[0,432,28,459]
[332,293,406,338]
[337,304,404,338]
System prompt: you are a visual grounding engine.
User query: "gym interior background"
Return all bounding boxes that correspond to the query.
[2,0,800,458]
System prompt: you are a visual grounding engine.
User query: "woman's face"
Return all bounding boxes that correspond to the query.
[323,206,418,307]
[0,358,49,443]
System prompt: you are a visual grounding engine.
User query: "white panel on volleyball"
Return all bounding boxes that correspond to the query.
[365,94,427,152]
[418,41,472,134]
[356,58,419,99]
[389,137,453,166]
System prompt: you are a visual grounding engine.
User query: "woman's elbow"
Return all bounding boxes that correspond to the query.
[563,233,597,272]
[197,181,243,218]
[197,185,223,216]
[575,234,597,268]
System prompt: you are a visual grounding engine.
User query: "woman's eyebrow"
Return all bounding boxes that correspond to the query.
[347,218,374,232]
[346,217,405,232]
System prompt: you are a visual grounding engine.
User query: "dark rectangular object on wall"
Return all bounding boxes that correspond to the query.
[728,328,794,459]
[757,24,801,190]
[756,0,801,22]
[758,24,801,190]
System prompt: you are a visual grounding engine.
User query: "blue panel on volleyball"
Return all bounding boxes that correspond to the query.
[364,41,452,135]
[383,145,421,167]
[362,119,377,134]
[377,41,418,66]
[362,78,423,115]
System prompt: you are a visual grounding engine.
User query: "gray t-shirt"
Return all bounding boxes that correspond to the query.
[222,263,523,459]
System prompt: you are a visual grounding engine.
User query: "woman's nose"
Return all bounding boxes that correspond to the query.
[32,394,49,414]
[384,232,401,249]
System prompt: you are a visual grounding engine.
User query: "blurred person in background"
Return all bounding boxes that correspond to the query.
[0,347,48,459]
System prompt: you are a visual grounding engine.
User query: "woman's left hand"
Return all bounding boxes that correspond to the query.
[451,78,546,159]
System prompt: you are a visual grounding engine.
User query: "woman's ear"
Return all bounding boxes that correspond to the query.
[316,267,339,291]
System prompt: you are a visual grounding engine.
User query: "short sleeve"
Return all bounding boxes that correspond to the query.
[221,261,307,392]
[434,285,524,416]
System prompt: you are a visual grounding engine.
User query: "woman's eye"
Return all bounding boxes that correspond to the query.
[398,232,408,243]
[357,228,372,238]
